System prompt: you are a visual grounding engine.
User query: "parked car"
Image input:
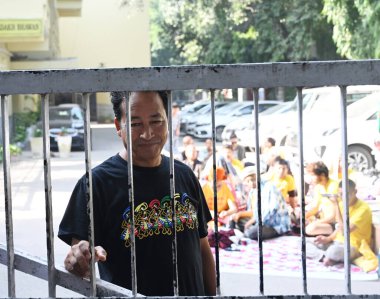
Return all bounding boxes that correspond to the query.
[221,101,290,146]
[302,92,380,172]
[47,104,86,151]
[180,100,210,132]
[235,85,380,152]
[184,101,232,135]
[191,100,280,141]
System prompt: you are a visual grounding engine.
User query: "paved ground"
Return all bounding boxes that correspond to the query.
[1,124,380,297]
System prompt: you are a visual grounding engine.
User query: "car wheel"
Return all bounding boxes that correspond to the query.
[347,145,374,172]
[216,126,225,142]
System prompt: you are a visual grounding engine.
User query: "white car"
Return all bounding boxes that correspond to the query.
[236,85,380,152]
[226,101,292,149]
[191,101,280,141]
[184,101,232,135]
[222,101,289,143]
[180,100,210,133]
[304,92,380,172]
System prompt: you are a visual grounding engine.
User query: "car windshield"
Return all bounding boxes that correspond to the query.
[347,92,380,118]
[181,101,208,113]
[71,108,83,120]
[49,107,83,121]
[50,108,72,120]
[216,102,245,115]
[196,102,229,114]
[260,101,293,115]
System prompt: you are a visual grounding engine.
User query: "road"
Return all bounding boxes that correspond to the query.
[1,124,379,297]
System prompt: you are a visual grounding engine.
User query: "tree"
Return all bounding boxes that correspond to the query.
[149,0,339,66]
[323,0,380,59]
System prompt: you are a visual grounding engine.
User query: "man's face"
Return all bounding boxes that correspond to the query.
[311,173,323,185]
[338,187,356,205]
[243,174,257,190]
[222,148,233,160]
[205,139,213,150]
[230,138,238,149]
[274,163,287,179]
[117,92,168,167]
[185,145,197,160]
[264,140,272,148]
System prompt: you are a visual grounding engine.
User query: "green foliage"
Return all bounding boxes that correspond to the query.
[12,111,40,143]
[0,144,22,161]
[322,0,380,58]
[10,144,22,155]
[33,128,43,138]
[59,127,69,136]
[150,0,339,65]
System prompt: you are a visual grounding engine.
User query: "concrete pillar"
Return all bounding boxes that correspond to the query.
[238,88,244,102]
[258,88,265,101]
[202,90,208,101]
[0,43,11,70]
[276,87,285,101]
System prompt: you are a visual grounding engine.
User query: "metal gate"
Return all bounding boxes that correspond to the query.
[1,60,380,298]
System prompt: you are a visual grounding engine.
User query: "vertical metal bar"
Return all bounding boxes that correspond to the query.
[167,91,179,296]
[296,87,308,295]
[41,94,56,297]
[210,89,221,296]
[339,86,351,294]
[83,93,96,296]
[125,92,138,296]
[252,88,264,295]
[1,95,15,297]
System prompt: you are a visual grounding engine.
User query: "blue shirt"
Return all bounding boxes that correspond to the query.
[249,180,290,234]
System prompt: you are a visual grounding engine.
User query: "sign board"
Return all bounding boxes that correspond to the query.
[0,19,43,39]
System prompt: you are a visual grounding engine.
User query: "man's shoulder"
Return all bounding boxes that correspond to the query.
[285,174,295,182]
[92,154,126,179]
[173,157,192,172]
[327,178,339,189]
[355,199,371,212]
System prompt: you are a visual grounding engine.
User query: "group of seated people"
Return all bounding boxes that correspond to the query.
[175,134,376,269]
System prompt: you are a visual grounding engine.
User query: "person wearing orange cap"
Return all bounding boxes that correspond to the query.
[202,167,237,228]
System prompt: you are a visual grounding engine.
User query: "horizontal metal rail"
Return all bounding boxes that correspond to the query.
[1,60,379,298]
[0,60,380,94]
[0,244,135,297]
[1,236,380,299]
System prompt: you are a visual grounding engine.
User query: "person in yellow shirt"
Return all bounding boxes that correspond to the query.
[307,179,372,266]
[222,145,244,173]
[305,161,338,236]
[271,158,297,210]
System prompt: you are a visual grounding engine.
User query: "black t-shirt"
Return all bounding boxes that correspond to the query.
[58,154,211,296]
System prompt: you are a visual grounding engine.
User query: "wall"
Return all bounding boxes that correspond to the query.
[59,0,151,121]
[1,0,151,122]
[59,0,150,68]
[0,43,11,70]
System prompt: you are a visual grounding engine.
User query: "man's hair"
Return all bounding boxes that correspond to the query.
[339,179,356,190]
[223,144,233,151]
[308,161,329,178]
[274,157,293,175]
[267,137,276,146]
[110,91,169,121]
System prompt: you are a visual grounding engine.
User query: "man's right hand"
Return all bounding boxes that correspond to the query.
[64,240,107,277]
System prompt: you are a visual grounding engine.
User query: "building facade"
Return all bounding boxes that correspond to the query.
[0,0,151,126]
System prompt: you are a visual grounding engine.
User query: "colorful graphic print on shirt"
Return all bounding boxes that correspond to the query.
[120,192,199,247]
